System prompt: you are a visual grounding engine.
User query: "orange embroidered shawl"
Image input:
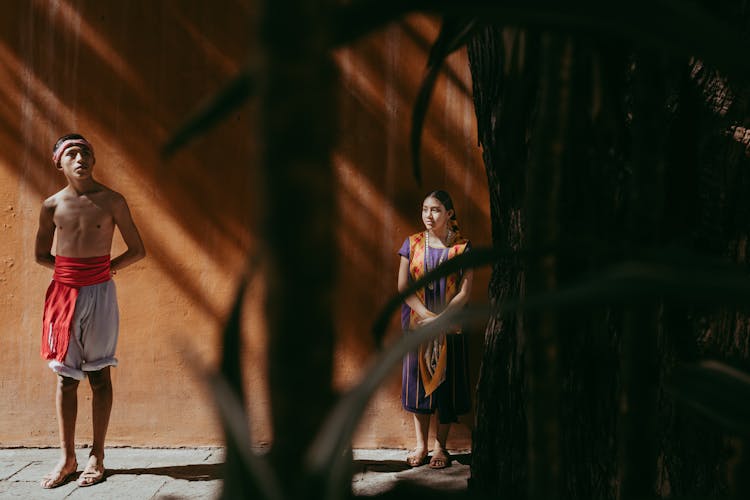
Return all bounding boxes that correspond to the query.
[407,232,468,396]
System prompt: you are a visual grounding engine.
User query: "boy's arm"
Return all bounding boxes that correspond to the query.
[35,201,56,270]
[110,194,146,273]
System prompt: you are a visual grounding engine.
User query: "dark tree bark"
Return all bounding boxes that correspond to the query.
[522,32,576,500]
[467,28,626,500]
[655,53,750,500]
[466,5,750,497]
[466,26,534,499]
[556,42,625,500]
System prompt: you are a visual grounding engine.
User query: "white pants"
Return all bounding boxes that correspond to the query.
[48,280,119,380]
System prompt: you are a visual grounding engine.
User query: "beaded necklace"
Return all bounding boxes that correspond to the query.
[424,230,452,290]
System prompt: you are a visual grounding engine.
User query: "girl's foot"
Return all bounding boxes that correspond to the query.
[429,448,451,469]
[406,448,428,467]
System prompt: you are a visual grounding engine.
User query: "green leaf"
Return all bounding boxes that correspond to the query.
[206,373,283,500]
[509,259,750,315]
[467,1,750,81]
[667,361,750,437]
[162,69,255,158]
[210,257,278,499]
[428,18,479,68]
[181,343,281,500]
[330,0,419,47]
[305,306,490,499]
[308,248,750,496]
[334,1,750,81]
[372,247,500,346]
[220,263,249,397]
[375,248,750,347]
[410,68,440,186]
[162,3,750,163]
[411,17,479,184]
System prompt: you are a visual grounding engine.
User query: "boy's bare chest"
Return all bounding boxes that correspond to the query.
[54,196,114,232]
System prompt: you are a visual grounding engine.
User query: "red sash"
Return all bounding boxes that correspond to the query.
[41,255,111,362]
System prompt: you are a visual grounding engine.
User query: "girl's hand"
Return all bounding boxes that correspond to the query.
[418,311,438,325]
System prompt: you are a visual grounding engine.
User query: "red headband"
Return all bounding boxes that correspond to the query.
[52,139,95,166]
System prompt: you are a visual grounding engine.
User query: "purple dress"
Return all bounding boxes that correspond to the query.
[398,237,471,424]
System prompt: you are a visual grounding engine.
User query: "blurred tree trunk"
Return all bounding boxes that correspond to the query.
[522,32,574,500]
[555,41,625,500]
[259,0,337,494]
[619,50,668,500]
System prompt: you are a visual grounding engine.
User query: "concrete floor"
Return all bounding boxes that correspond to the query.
[0,447,470,499]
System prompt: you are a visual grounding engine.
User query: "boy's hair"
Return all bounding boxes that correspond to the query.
[53,133,88,156]
[52,133,95,166]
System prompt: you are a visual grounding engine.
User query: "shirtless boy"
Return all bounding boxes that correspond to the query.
[35,134,146,488]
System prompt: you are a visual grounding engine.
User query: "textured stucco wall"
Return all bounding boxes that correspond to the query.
[0,2,489,450]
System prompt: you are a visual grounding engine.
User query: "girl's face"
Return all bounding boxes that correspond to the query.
[422,196,452,234]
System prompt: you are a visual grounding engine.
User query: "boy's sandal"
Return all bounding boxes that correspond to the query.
[77,459,106,487]
[429,448,451,469]
[40,464,77,489]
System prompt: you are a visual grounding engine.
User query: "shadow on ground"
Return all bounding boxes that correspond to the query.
[353,452,471,473]
[106,463,223,481]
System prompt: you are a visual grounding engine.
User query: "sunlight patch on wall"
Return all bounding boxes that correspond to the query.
[107,164,245,322]
[169,7,242,75]
[336,48,388,118]
[0,41,64,147]
[336,152,408,240]
[35,0,147,100]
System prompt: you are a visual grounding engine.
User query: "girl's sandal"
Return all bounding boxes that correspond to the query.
[429,448,451,469]
[406,449,428,467]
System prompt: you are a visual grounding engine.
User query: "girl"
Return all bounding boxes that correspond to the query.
[397,190,473,469]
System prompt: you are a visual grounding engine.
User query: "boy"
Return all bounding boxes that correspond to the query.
[35,134,146,488]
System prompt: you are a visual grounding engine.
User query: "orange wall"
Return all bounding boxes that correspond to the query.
[0,2,489,450]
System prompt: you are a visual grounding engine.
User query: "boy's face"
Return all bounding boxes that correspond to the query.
[57,146,94,180]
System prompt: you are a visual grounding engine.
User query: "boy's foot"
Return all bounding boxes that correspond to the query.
[406,448,428,467]
[429,448,451,469]
[76,455,105,487]
[40,459,77,489]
